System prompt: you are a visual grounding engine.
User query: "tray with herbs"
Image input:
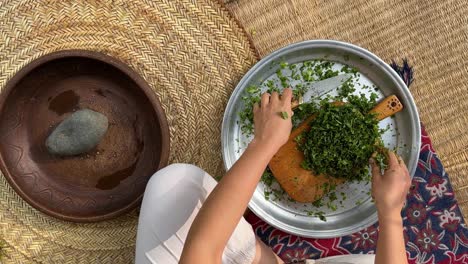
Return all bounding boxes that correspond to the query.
[221,41,420,238]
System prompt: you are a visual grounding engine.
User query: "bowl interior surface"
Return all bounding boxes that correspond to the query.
[0,50,170,222]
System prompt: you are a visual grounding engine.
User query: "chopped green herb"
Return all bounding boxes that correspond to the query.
[374,147,389,171]
[280,111,289,120]
[306,210,327,221]
[294,134,304,144]
[246,85,260,94]
[300,160,311,170]
[237,59,391,215]
[327,201,338,211]
[292,102,318,126]
[337,79,355,99]
[315,211,327,222]
[312,198,324,207]
[298,97,383,181]
[271,188,286,201]
[261,170,274,187]
[293,83,307,98]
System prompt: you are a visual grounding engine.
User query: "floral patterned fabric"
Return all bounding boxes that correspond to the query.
[246,125,468,263]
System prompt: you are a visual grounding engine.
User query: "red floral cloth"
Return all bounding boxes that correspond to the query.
[246,125,468,263]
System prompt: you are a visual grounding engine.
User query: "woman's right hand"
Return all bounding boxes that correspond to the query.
[251,88,293,156]
[370,151,411,222]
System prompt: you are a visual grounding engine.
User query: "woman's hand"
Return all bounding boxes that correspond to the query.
[370,151,411,221]
[180,91,292,264]
[371,151,410,264]
[251,88,293,155]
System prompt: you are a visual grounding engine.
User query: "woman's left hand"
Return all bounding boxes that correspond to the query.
[251,88,293,154]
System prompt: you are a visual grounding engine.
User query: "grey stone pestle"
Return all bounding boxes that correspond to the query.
[46,109,109,156]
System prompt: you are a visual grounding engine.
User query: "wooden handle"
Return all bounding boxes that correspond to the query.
[291,96,302,110]
[291,100,300,109]
[369,95,403,121]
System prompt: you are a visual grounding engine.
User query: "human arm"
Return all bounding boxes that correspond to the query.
[370,151,411,264]
[180,89,293,264]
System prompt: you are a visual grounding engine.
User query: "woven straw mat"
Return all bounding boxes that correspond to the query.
[0,0,257,263]
[225,0,468,219]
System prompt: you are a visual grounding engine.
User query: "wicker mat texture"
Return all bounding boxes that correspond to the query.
[225,0,468,219]
[0,0,257,263]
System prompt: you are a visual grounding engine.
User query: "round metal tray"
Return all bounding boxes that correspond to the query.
[222,40,421,238]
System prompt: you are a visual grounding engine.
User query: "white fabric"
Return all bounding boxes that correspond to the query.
[135,163,256,264]
[135,163,375,264]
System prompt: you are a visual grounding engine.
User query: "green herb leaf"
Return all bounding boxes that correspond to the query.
[261,170,274,187]
[297,96,384,181]
[280,111,289,120]
[315,211,327,222]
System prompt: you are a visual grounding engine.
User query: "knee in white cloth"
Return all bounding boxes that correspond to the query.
[136,163,210,264]
[136,163,256,264]
[143,163,214,201]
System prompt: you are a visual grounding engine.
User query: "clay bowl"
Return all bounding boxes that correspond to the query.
[0,50,170,222]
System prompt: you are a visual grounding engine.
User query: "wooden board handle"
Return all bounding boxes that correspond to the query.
[291,96,302,110]
[369,95,403,121]
[269,94,404,203]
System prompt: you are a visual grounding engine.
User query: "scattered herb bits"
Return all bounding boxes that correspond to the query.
[280,111,289,120]
[240,59,391,222]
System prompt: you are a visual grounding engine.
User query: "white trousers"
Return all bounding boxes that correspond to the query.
[135,164,256,264]
[135,163,375,264]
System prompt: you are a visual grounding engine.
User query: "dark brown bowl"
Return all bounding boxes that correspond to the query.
[0,50,170,222]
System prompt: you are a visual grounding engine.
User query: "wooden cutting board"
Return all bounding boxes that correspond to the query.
[268,95,403,203]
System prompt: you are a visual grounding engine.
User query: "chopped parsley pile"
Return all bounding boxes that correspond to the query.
[298,98,384,181]
[238,59,391,221]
